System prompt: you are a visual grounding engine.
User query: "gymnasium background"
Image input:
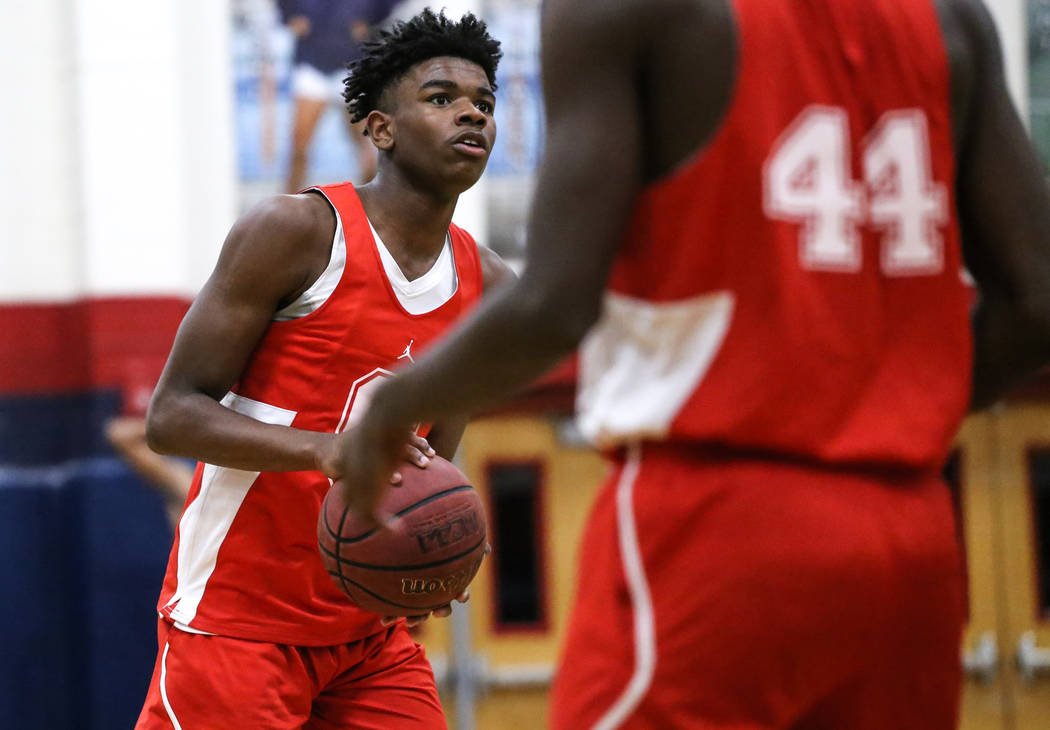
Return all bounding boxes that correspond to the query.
[1,1,1048,729]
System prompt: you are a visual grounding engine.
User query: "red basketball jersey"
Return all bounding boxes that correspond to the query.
[157,183,484,645]
[577,0,972,471]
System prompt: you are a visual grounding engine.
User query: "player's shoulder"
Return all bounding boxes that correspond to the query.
[934,0,1001,59]
[544,0,720,24]
[477,246,516,294]
[541,0,732,73]
[236,192,335,245]
[214,192,337,294]
[225,193,334,263]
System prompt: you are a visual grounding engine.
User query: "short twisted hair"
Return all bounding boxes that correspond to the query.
[344,9,502,124]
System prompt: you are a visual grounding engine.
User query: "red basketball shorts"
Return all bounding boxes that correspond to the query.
[551,443,965,730]
[135,621,445,730]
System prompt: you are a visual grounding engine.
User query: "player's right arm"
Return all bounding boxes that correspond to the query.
[146,194,340,472]
[942,0,1050,409]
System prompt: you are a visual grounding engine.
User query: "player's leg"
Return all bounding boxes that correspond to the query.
[134,623,316,729]
[306,625,447,730]
[552,446,963,729]
[286,64,330,193]
[552,447,822,729]
[793,476,965,730]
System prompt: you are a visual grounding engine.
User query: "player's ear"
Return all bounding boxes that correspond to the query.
[367,110,394,151]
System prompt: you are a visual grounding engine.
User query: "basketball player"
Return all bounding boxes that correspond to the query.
[340,0,1050,727]
[134,11,511,729]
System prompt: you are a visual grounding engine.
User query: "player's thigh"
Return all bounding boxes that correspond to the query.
[794,480,965,730]
[307,626,447,730]
[554,453,904,729]
[794,630,961,730]
[135,625,314,730]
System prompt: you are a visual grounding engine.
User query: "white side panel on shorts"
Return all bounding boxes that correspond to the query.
[166,392,297,626]
[592,444,654,730]
[576,291,734,448]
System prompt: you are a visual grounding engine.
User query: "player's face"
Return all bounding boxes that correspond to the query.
[386,56,497,193]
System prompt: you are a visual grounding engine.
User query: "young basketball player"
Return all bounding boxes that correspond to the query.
[134,11,511,729]
[340,0,1050,728]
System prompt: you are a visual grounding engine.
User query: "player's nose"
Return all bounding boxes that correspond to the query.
[455,101,486,126]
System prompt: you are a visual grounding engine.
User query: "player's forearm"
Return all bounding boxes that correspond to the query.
[375,282,591,429]
[970,292,1050,410]
[146,390,331,473]
[426,417,468,461]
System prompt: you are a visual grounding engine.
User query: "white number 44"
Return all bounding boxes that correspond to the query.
[763,106,948,275]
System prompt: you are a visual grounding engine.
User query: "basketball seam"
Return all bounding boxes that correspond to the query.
[318,534,486,571]
[325,571,459,612]
[329,489,354,599]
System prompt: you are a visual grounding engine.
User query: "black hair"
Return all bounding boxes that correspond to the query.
[343,9,502,124]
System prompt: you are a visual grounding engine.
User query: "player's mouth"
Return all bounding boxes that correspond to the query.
[450,132,488,158]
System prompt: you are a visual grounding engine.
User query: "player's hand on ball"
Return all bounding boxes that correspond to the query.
[391,433,436,484]
[380,590,472,628]
[379,543,488,626]
[320,407,410,529]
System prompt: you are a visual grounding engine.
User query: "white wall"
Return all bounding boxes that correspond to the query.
[0,0,236,302]
[0,0,84,301]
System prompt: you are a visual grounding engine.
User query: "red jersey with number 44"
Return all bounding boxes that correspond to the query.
[577,0,971,471]
[157,183,484,645]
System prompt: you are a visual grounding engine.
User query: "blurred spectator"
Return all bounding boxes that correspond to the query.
[106,416,193,529]
[235,0,282,167]
[279,0,399,191]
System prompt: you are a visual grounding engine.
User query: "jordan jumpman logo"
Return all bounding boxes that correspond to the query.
[397,340,414,362]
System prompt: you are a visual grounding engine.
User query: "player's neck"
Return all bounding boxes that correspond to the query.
[356,174,458,276]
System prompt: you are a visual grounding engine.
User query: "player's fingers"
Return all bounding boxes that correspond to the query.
[389,470,403,485]
[456,590,470,604]
[344,480,391,529]
[432,604,453,618]
[401,443,430,468]
[402,613,431,627]
[407,433,436,458]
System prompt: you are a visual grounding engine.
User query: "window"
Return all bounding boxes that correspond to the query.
[1027,450,1050,619]
[487,462,547,631]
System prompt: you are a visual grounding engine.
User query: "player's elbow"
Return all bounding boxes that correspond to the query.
[144,392,180,456]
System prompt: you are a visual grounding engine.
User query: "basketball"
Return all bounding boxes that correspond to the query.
[317,456,488,616]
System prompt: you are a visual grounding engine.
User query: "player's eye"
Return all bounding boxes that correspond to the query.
[428,94,451,105]
[476,100,494,114]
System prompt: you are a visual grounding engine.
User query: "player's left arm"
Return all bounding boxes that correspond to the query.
[334,0,649,523]
[422,246,517,459]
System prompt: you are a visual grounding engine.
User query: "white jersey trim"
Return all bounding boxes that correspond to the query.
[273,208,346,321]
[165,392,298,628]
[592,443,654,730]
[370,221,458,315]
[577,290,734,448]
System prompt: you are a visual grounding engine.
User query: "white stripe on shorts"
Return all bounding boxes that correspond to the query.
[160,642,184,730]
[592,442,655,730]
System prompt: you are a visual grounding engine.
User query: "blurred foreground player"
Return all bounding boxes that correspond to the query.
[134,11,510,729]
[340,0,1050,727]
